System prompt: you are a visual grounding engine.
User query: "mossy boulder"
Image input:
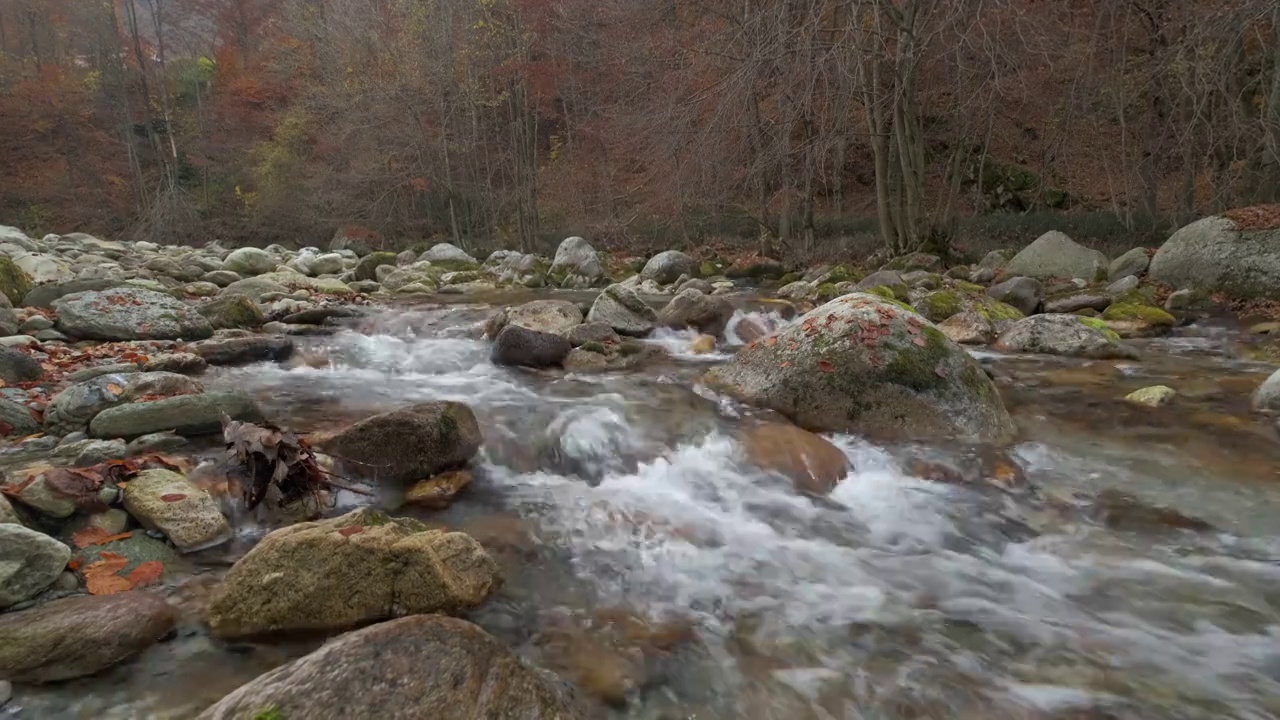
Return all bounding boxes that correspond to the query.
[353,252,398,282]
[1125,385,1176,408]
[854,270,910,301]
[1100,301,1177,337]
[913,288,1024,325]
[198,294,264,329]
[328,401,482,485]
[707,293,1014,442]
[880,252,942,273]
[995,314,1138,358]
[0,256,34,306]
[205,508,500,639]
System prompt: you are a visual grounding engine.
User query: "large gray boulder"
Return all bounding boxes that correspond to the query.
[0,525,70,609]
[205,508,499,639]
[1108,247,1151,281]
[219,276,289,301]
[197,615,583,719]
[587,284,656,336]
[491,325,571,368]
[0,593,176,682]
[986,277,1043,316]
[1149,213,1280,298]
[354,251,398,281]
[708,293,1014,442]
[15,254,74,284]
[20,279,122,308]
[221,247,276,276]
[88,391,263,439]
[1004,231,1108,280]
[994,314,1139,359]
[640,250,695,284]
[328,402,482,485]
[657,288,735,336]
[55,287,213,341]
[549,236,604,285]
[497,299,583,336]
[420,243,477,267]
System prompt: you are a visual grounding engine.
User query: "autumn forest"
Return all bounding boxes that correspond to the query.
[1,0,1278,261]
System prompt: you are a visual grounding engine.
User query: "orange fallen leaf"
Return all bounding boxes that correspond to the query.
[87,573,133,595]
[126,561,164,588]
[337,526,365,537]
[818,360,834,373]
[160,493,188,502]
[106,383,124,396]
[68,558,83,571]
[765,337,777,347]
[72,527,111,549]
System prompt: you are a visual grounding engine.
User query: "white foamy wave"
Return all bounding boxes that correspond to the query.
[724,308,788,345]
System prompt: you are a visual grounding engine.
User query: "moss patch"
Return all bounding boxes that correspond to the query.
[881,325,954,392]
[1101,302,1175,326]
[430,259,481,273]
[0,256,34,304]
[618,340,644,357]
[863,287,914,312]
[253,707,285,720]
[816,282,840,301]
[580,341,606,354]
[826,265,863,283]
[1078,316,1122,342]
[778,272,802,285]
[915,290,963,321]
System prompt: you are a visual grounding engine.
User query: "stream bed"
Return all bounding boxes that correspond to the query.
[10,293,1280,720]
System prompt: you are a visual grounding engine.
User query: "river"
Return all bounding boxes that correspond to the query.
[12,292,1280,720]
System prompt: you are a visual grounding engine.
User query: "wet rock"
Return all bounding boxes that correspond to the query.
[198,615,581,719]
[641,250,695,284]
[491,325,572,368]
[123,469,231,552]
[3,473,77,518]
[50,438,127,466]
[1100,301,1177,337]
[563,321,619,348]
[66,363,140,382]
[676,277,714,294]
[563,348,609,372]
[280,306,362,325]
[995,314,1139,359]
[404,470,472,509]
[0,593,176,682]
[1005,231,1107,280]
[143,352,207,375]
[0,525,70,609]
[88,390,263,439]
[0,346,40,384]
[740,422,850,495]
[191,335,294,366]
[0,398,39,437]
[220,247,275,276]
[587,283,657,336]
[775,280,818,301]
[206,508,500,638]
[708,293,1014,442]
[500,299,584,335]
[1164,287,1212,314]
[1043,292,1112,314]
[54,287,212,341]
[550,236,604,286]
[657,288,735,336]
[197,294,264,329]
[329,401,482,485]
[1106,274,1140,295]
[44,372,201,436]
[1251,368,1280,413]
[938,311,996,345]
[1125,385,1176,408]
[381,267,437,293]
[985,276,1041,316]
[0,495,20,525]
[1150,212,1280,298]
[126,431,189,456]
[690,334,716,354]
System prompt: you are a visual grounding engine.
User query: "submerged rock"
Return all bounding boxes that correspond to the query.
[0,592,176,683]
[206,508,500,638]
[995,314,1139,359]
[1125,385,1176,408]
[739,422,850,495]
[197,615,582,719]
[54,287,213,341]
[328,401,482,485]
[708,293,1014,442]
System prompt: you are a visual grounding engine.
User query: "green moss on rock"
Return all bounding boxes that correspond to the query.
[864,287,914,312]
[430,258,481,273]
[0,256,34,305]
[1101,302,1175,326]
[816,282,840,301]
[1078,315,1122,342]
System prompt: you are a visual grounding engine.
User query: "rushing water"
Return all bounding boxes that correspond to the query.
[11,295,1280,720]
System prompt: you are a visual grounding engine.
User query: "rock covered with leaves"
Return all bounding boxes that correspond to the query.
[205,508,501,638]
[53,287,214,341]
[198,615,584,719]
[708,293,1015,442]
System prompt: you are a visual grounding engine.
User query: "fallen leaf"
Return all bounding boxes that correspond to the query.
[765,336,777,347]
[338,526,365,537]
[160,493,188,502]
[126,561,164,588]
[913,337,927,346]
[87,573,133,595]
[105,383,124,396]
[780,361,791,368]
[818,360,835,373]
[68,558,83,571]
[72,527,112,548]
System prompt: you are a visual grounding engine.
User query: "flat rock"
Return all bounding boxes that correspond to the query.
[995,314,1139,359]
[88,390,263,439]
[54,287,213,341]
[206,508,500,638]
[191,336,294,366]
[0,525,70,609]
[0,593,176,683]
[587,284,657,336]
[122,469,231,552]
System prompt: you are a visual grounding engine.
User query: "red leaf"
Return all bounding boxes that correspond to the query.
[913,337,927,346]
[126,561,164,588]
[818,360,835,373]
[338,526,365,537]
[159,493,187,502]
